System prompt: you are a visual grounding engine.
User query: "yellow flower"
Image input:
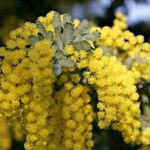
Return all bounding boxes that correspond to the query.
[97,12,150,81]
[64,45,74,55]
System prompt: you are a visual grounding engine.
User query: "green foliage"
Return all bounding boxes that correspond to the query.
[28,12,100,75]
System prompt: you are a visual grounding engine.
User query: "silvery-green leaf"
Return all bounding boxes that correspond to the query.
[123,57,133,69]
[135,55,147,64]
[141,94,149,104]
[45,31,54,45]
[74,21,89,38]
[63,23,74,46]
[36,21,46,34]
[140,105,150,130]
[77,20,90,32]
[38,33,44,40]
[101,46,111,55]
[76,20,92,39]
[36,21,54,45]
[55,52,64,60]
[73,35,82,43]
[73,41,91,51]
[82,32,100,41]
[73,21,96,43]
[58,58,74,67]
[74,27,87,38]
[112,49,118,56]
[52,12,62,29]
[74,28,81,37]
[53,62,62,76]
[51,44,57,51]
[55,28,63,51]
[63,13,72,24]
[36,21,49,40]
[28,35,39,45]
[82,77,87,85]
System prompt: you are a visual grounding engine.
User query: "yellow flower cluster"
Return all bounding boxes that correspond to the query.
[65,45,141,143]
[0,11,95,149]
[0,38,57,149]
[55,78,94,149]
[0,11,145,149]
[87,50,141,143]
[97,12,150,148]
[37,11,55,33]
[24,40,57,150]
[97,12,150,80]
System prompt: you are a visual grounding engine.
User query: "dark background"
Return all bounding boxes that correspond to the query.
[0,0,150,46]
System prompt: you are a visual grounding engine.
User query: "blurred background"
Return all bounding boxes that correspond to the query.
[0,0,150,46]
[0,0,150,149]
